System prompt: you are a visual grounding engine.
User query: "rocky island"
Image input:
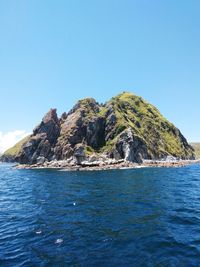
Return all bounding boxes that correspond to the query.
[1,92,195,170]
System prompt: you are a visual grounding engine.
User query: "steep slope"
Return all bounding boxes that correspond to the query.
[1,135,30,162]
[101,92,194,161]
[15,108,60,164]
[1,92,195,164]
[54,98,105,160]
[190,143,200,158]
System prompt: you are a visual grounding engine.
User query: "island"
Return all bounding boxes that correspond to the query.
[1,92,196,170]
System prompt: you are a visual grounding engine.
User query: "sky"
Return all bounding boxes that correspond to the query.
[0,0,200,152]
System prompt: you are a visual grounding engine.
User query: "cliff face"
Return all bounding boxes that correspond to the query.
[1,92,195,164]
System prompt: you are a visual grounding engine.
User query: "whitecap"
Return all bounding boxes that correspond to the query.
[55,238,63,244]
[135,165,147,168]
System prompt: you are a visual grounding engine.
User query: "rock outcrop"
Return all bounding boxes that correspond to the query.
[15,109,60,164]
[110,128,149,163]
[1,92,195,164]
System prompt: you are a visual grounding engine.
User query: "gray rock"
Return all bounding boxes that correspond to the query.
[86,117,105,149]
[33,108,60,145]
[16,109,60,164]
[4,92,195,165]
[36,156,46,164]
[113,128,149,163]
[74,144,86,165]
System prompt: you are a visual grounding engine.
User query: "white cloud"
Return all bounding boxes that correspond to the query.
[0,130,30,154]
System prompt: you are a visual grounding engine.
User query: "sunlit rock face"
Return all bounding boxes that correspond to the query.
[1,92,195,164]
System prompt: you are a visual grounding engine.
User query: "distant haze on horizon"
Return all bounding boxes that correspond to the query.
[0,0,200,152]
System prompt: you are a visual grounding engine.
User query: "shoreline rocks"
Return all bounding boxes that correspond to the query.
[1,92,195,165]
[15,158,200,171]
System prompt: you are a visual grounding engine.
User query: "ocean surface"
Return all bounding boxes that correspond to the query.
[1,164,200,266]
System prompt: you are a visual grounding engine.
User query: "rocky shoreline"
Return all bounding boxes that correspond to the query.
[1,92,195,167]
[15,158,200,171]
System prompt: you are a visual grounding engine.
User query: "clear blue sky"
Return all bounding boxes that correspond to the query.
[0,0,200,142]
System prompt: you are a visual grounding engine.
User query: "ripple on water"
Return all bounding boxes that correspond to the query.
[1,164,200,266]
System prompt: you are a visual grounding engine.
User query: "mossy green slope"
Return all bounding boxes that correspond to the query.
[1,135,30,162]
[1,92,194,163]
[101,92,194,159]
[190,143,200,158]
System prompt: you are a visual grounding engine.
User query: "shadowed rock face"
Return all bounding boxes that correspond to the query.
[1,92,195,164]
[33,108,60,144]
[16,109,60,164]
[110,128,149,163]
[53,98,106,160]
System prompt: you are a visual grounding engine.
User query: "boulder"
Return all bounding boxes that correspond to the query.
[36,156,46,165]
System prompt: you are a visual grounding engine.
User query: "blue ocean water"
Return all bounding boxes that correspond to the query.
[1,163,200,266]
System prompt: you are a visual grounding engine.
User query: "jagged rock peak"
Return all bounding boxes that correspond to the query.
[68,97,100,115]
[33,108,60,145]
[42,108,59,124]
[1,91,195,164]
[61,112,67,120]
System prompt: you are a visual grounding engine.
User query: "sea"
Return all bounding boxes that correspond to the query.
[1,163,200,266]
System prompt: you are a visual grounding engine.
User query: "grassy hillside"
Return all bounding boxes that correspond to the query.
[3,135,30,157]
[1,92,195,163]
[190,143,200,159]
[102,92,193,159]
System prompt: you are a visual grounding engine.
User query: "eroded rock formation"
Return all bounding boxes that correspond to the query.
[1,92,195,164]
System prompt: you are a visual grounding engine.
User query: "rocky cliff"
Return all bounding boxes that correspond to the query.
[1,92,195,164]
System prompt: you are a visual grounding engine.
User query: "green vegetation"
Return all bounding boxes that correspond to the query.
[77,98,99,118]
[84,146,94,156]
[100,139,116,153]
[3,135,30,157]
[78,98,96,106]
[98,106,107,117]
[2,91,194,162]
[100,92,193,158]
[190,143,200,158]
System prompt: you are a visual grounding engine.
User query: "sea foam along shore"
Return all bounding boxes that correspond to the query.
[15,158,200,171]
